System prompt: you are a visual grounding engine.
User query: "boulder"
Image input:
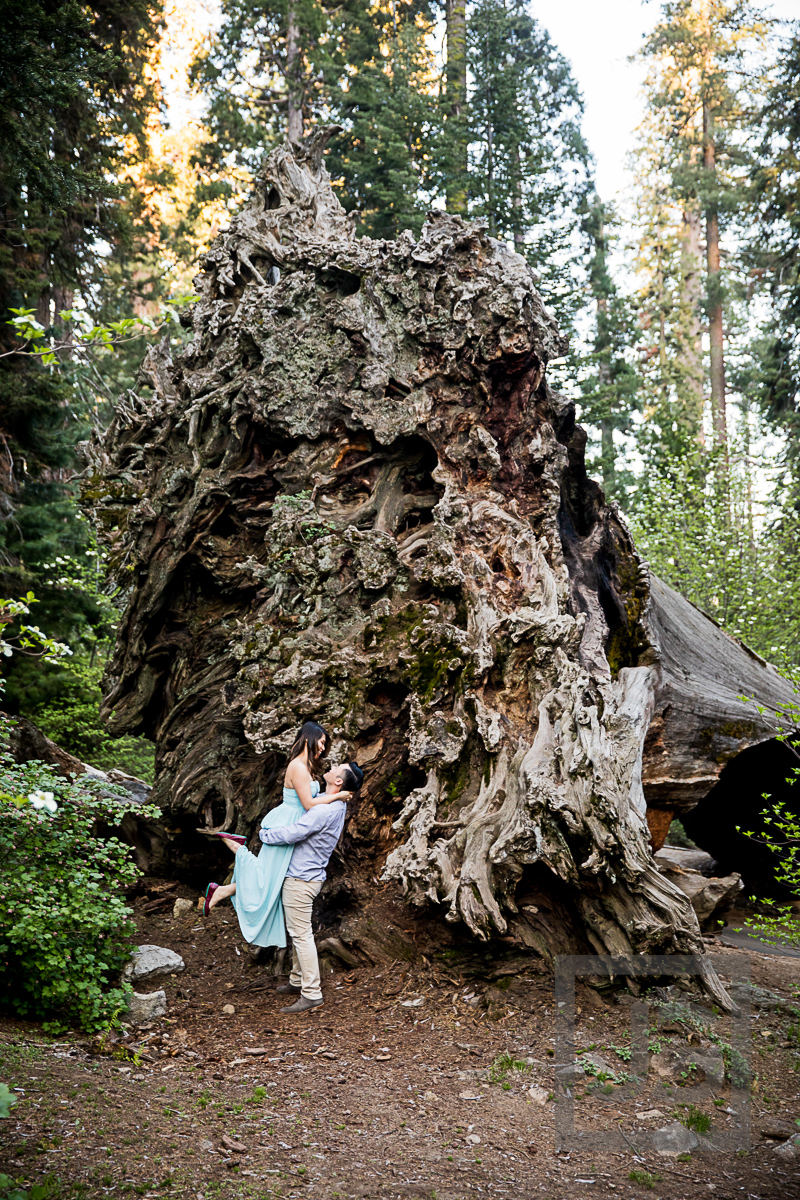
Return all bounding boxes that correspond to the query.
[578,1051,616,1078]
[773,1135,800,1161]
[684,1051,725,1088]
[128,989,166,1024]
[728,981,797,1015]
[123,944,185,983]
[172,898,195,919]
[760,1119,798,1141]
[555,1063,586,1086]
[652,1121,699,1156]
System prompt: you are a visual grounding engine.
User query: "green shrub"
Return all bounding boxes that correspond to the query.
[0,1083,17,1118]
[628,1169,661,1189]
[676,1103,711,1133]
[29,655,155,782]
[0,728,157,1032]
[0,1176,62,1200]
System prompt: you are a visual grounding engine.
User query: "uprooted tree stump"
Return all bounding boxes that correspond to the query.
[82,129,796,1009]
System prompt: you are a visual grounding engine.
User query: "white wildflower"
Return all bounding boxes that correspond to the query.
[28,790,58,814]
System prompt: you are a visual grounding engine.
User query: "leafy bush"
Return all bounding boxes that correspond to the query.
[0,728,157,1032]
[675,1103,712,1134]
[31,654,155,782]
[0,1083,17,1118]
[737,690,800,949]
[0,1176,62,1200]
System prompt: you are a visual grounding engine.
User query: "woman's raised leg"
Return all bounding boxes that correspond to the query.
[208,881,236,910]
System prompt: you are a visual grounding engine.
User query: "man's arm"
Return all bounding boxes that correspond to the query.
[259,805,327,846]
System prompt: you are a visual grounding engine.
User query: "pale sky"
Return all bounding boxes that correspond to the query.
[541,0,800,205]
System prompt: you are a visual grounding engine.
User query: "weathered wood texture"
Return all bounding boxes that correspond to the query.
[82,132,794,1008]
[642,576,794,822]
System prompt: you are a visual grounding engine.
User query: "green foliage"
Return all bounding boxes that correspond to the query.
[465,0,592,330]
[191,0,593,317]
[6,297,196,370]
[325,0,438,239]
[578,198,641,503]
[746,24,800,461]
[629,442,800,669]
[488,1051,529,1083]
[736,695,800,947]
[628,1169,662,1189]
[31,655,155,782]
[666,819,699,849]
[0,1177,66,1200]
[0,1084,18,1118]
[0,728,157,1031]
[0,0,165,650]
[675,1103,712,1134]
[0,594,72,684]
[1,557,154,781]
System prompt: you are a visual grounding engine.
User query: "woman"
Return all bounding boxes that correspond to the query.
[199,720,349,947]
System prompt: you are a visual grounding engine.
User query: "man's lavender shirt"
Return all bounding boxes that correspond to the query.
[258,799,346,881]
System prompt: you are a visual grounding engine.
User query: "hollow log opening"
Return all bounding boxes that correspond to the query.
[682,738,798,901]
[82,132,799,1010]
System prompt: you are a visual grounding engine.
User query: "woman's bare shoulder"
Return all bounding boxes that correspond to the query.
[284,758,311,786]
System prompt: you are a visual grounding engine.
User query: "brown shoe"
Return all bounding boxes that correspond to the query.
[276,983,302,995]
[280,996,323,1013]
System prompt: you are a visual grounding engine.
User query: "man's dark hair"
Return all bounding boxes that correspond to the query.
[340,761,364,792]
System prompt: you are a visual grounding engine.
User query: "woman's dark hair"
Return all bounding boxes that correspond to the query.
[289,721,329,778]
[340,761,364,793]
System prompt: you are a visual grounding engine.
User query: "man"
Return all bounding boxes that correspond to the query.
[259,760,363,1013]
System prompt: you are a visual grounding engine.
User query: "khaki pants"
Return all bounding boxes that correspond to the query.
[282,877,323,1000]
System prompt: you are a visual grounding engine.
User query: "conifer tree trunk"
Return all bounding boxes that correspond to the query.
[286,7,303,144]
[445,0,468,213]
[680,204,705,431]
[593,214,614,491]
[703,101,726,451]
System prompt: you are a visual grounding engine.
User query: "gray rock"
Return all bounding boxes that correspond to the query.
[760,1119,797,1141]
[728,981,799,1016]
[773,1135,800,1161]
[123,944,185,983]
[652,1121,699,1156]
[579,1052,615,1077]
[172,898,195,919]
[128,989,167,1024]
[684,1051,725,1087]
[555,1063,586,1085]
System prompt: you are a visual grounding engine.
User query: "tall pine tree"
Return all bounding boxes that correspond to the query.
[466,0,592,328]
[636,0,771,456]
[577,198,640,504]
[0,0,164,706]
[748,21,800,476]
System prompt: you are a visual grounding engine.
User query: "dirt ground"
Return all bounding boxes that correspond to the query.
[3,881,800,1200]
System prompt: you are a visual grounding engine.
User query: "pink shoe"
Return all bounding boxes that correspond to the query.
[208,831,247,845]
[201,882,220,916]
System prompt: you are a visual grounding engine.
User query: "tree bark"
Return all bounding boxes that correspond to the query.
[82,132,795,1009]
[286,7,303,145]
[679,203,704,433]
[703,101,726,452]
[445,0,468,214]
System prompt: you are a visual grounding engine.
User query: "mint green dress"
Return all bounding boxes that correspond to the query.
[230,783,317,948]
